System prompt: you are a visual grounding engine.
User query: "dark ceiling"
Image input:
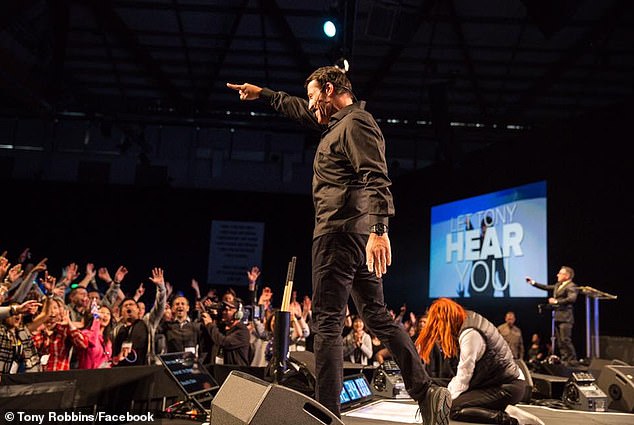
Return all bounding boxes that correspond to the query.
[0,0,632,170]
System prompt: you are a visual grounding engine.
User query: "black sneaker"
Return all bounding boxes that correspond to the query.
[417,385,451,425]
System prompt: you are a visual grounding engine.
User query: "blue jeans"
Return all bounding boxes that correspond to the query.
[311,233,431,416]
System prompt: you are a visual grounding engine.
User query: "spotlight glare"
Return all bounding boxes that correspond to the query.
[323,20,337,38]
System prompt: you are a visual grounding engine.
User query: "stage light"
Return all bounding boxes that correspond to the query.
[323,20,337,38]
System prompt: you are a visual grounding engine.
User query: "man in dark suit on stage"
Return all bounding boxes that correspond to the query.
[526,266,579,365]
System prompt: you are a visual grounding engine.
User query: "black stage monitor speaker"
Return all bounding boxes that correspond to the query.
[530,372,568,399]
[562,372,608,412]
[210,370,344,425]
[596,365,634,413]
[371,360,408,399]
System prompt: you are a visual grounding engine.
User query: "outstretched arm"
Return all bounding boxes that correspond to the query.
[147,267,167,328]
[226,82,262,101]
[227,82,322,131]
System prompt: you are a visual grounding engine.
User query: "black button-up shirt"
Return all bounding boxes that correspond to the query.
[261,88,395,238]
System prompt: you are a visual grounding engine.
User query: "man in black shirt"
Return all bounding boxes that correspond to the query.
[204,300,250,366]
[159,296,205,355]
[112,267,166,366]
[227,67,450,424]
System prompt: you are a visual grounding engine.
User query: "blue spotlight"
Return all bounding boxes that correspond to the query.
[323,20,337,38]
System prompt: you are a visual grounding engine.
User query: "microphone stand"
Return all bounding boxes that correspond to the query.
[537,302,557,360]
[272,256,297,384]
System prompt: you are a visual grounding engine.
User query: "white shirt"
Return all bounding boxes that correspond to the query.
[448,328,524,400]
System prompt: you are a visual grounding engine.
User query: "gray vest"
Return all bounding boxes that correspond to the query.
[460,311,519,390]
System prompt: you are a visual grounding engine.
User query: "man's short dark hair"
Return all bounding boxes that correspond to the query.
[305,66,352,95]
[121,297,138,307]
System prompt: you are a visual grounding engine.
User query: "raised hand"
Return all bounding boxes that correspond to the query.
[149,268,165,286]
[0,256,9,278]
[191,278,201,298]
[114,266,128,284]
[289,301,302,318]
[302,295,312,313]
[31,257,48,274]
[43,272,57,294]
[18,299,41,315]
[258,286,273,306]
[65,263,79,282]
[18,248,30,263]
[7,264,23,283]
[247,266,261,283]
[98,267,112,283]
[85,263,96,279]
[59,308,71,325]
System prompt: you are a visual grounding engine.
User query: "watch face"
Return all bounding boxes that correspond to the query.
[370,223,387,235]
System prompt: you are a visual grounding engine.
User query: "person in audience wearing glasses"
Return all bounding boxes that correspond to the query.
[112,267,166,366]
[202,299,250,366]
[526,266,579,366]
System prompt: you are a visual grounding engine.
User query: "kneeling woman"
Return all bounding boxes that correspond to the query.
[416,298,525,425]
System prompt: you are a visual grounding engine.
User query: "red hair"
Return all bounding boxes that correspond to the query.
[415,298,467,363]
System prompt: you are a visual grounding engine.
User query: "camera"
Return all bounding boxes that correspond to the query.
[203,300,224,320]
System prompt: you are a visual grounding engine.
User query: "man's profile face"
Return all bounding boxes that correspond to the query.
[505,312,516,326]
[557,268,569,282]
[307,80,331,125]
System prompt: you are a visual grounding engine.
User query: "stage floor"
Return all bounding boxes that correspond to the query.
[148,400,634,425]
[340,399,634,425]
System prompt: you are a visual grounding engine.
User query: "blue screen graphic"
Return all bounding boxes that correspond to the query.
[429,180,548,298]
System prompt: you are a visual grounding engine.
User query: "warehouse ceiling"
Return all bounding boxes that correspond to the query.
[0,0,632,171]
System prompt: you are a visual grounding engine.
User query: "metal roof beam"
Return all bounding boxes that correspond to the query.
[359,0,439,99]
[447,0,487,117]
[89,0,187,110]
[506,0,631,119]
[261,0,313,77]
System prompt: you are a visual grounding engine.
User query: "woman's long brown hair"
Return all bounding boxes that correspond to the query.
[415,297,467,363]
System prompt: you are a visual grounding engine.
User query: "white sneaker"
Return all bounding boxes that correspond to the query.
[505,405,545,425]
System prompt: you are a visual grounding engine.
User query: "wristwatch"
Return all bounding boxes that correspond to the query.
[369,223,388,236]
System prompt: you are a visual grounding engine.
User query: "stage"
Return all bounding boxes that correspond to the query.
[3,357,633,425]
[145,399,634,425]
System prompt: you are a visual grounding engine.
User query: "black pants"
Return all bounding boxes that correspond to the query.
[450,379,526,424]
[311,233,431,416]
[556,321,577,362]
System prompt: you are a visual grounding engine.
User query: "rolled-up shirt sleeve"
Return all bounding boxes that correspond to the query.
[447,328,486,400]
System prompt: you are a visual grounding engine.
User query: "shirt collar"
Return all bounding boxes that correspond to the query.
[327,101,365,129]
